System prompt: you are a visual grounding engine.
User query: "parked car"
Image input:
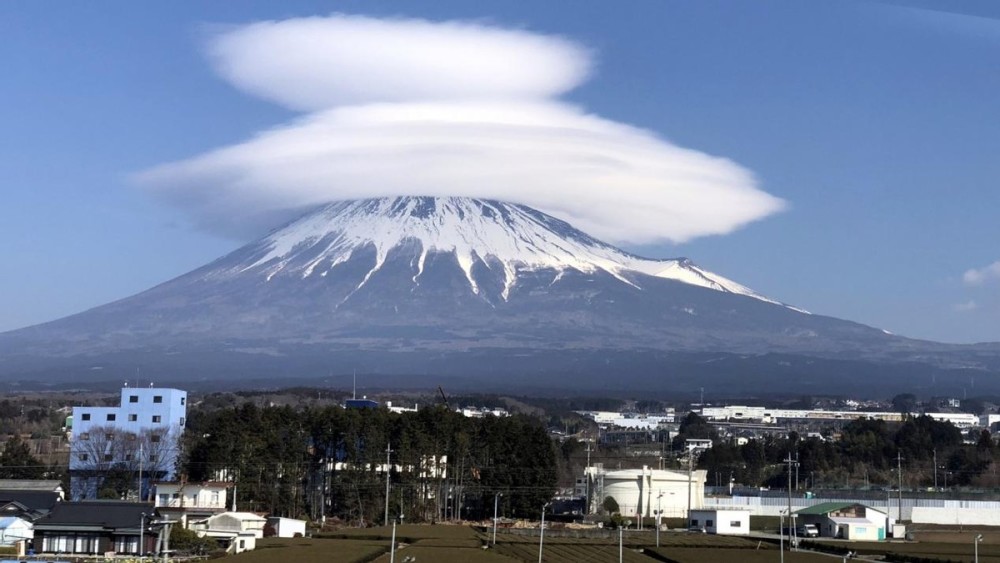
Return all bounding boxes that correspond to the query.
[687,525,707,533]
[782,525,819,538]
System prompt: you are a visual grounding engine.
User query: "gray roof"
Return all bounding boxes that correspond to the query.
[0,480,62,492]
[33,501,156,532]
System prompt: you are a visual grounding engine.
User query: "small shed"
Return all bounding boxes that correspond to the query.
[688,509,750,535]
[795,502,886,541]
[266,517,306,538]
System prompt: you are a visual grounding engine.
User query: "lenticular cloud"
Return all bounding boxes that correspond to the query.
[138,14,785,244]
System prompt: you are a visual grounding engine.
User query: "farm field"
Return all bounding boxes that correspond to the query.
[812,538,1000,563]
[226,537,387,563]
[647,547,834,563]
[227,524,1000,563]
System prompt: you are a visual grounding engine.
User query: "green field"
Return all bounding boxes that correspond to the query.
[224,524,1000,563]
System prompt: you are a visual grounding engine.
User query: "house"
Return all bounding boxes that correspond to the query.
[266,517,306,538]
[0,480,64,498]
[154,482,231,529]
[69,386,187,500]
[31,501,157,555]
[190,512,266,554]
[795,502,887,541]
[687,509,750,535]
[0,516,33,547]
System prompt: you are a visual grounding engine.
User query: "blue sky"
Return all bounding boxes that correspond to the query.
[1,0,998,343]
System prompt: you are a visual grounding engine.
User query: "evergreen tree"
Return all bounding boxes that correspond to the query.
[0,434,44,479]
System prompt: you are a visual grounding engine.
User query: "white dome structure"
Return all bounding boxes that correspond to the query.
[587,465,707,519]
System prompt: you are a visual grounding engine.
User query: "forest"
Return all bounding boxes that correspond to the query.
[180,403,558,523]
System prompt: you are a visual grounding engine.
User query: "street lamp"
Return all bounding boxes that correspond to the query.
[975,533,983,563]
[779,510,785,563]
[389,514,404,563]
[538,502,551,563]
[619,519,632,563]
[656,492,664,548]
[492,493,503,546]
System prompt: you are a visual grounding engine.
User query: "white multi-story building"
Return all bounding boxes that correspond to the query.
[154,481,230,528]
[69,386,187,500]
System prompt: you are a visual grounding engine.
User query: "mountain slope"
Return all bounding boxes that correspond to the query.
[0,196,996,393]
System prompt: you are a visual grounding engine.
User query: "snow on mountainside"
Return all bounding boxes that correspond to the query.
[232,196,791,308]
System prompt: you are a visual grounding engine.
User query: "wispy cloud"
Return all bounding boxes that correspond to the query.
[963,261,1000,286]
[137,14,786,244]
[953,300,978,312]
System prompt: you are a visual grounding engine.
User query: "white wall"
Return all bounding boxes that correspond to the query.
[690,510,749,535]
[911,507,1000,526]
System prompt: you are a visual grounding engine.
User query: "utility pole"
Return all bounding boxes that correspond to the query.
[784,454,799,549]
[384,442,392,527]
[794,452,799,491]
[138,442,144,502]
[896,452,904,525]
[933,449,938,490]
[686,446,694,527]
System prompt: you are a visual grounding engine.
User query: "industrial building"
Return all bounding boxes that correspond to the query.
[580,465,707,518]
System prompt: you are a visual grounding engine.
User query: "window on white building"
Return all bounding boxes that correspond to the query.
[181,397,186,405]
[129,414,138,422]
[129,395,139,403]
[151,434,161,443]
[104,454,113,461]
[81,413,91,421]
[107,413,116,421]
[79,432,89,440]
[179,417,185,427]
[152,415,162,423]
[79,453,89,461]
[731,520,743,527]
[153,396,163,403]
[211,490,220,505]
[105,433,114,441]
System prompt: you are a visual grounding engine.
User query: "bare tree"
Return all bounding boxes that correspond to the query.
[71,424,181,499]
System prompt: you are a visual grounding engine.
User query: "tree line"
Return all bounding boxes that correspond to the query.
[180,403,558,523]
[678,413,1000,490]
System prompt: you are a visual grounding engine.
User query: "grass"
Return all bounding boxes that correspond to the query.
[228,537,387,563]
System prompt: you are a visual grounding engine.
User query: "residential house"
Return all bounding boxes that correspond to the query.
[688,509,750,535]
[154,481,230,528]
[0,480,64,498]
[69,386,187,500]
[31,501,157,555]
[795,502,887,541]
[190,512,266,554]
[0,516,33,548]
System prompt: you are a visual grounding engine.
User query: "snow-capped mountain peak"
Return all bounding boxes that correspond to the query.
[231,196,787,307]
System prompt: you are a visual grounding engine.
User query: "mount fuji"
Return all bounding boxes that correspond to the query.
[1,196,997,395]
